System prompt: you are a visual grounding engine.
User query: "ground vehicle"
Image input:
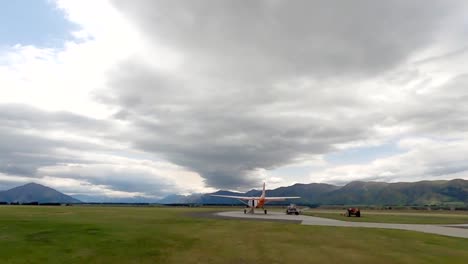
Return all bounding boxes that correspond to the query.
[286,204,300,215]
[346,207,361,217]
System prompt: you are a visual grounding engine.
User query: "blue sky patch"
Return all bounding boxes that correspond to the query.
[0,0,78,48]
[325,142,403,165]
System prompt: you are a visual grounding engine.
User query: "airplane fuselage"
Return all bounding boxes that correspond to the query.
[256,197,265,208]
[248,197,266,208]
[210,182,300,214]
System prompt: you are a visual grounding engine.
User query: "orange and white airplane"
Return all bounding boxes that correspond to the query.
[211,182,300,214]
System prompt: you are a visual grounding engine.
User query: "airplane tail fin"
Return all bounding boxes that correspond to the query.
[261,182,266,198]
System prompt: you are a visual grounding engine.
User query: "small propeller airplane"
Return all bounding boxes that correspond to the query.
[211,182,300,214]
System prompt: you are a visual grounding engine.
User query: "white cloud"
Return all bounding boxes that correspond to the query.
[312,138,468,185]
[0,0,180,118]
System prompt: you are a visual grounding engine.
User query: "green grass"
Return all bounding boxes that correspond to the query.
[302,209,468,224]
[0,206,467,263]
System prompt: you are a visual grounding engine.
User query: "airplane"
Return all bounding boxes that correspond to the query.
[210,182,300,214]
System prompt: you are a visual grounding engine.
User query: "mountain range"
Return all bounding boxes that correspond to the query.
[159,179,468,206]
[0,179,466,206]
[0,183,81,204]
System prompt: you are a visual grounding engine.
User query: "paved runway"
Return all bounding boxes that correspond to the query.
[216,211,468,239]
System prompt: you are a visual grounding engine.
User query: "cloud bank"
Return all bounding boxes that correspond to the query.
[0,0,467,196]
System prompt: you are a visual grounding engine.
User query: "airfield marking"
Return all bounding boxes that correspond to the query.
[216,211,468,239]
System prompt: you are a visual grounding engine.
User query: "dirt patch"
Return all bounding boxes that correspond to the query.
[445,226,468,229]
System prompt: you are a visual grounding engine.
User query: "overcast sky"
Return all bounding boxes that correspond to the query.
[1,0,468,199]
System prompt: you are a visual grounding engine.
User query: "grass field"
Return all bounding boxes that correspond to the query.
[0,206,467,263]
[302,209,468,224]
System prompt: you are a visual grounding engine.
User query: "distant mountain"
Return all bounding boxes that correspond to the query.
[158,193,204,204]
[157,179,468,206]
[262,183,340,204]
[320,179,468,205]
[199,190,246,205]
[72,194,159,203]
[0,183,81,203]
[4,179,465,205]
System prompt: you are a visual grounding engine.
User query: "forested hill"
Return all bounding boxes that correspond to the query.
[159,179,468,206]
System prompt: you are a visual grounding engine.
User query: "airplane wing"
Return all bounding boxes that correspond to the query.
[210,195,262,200]
[264,197,300,201]
[211,195,300,201]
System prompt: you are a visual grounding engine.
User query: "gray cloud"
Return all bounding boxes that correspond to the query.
[97,0,467,189]
[0,104,113,177]
[102,61,382,188]
[113,0,459,79]
[0,128,78,176]
[384,74,468,135]
[0,104,108,131]
[0,104,203,197]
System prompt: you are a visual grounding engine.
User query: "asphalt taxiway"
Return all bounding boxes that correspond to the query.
[216,211,468,239]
